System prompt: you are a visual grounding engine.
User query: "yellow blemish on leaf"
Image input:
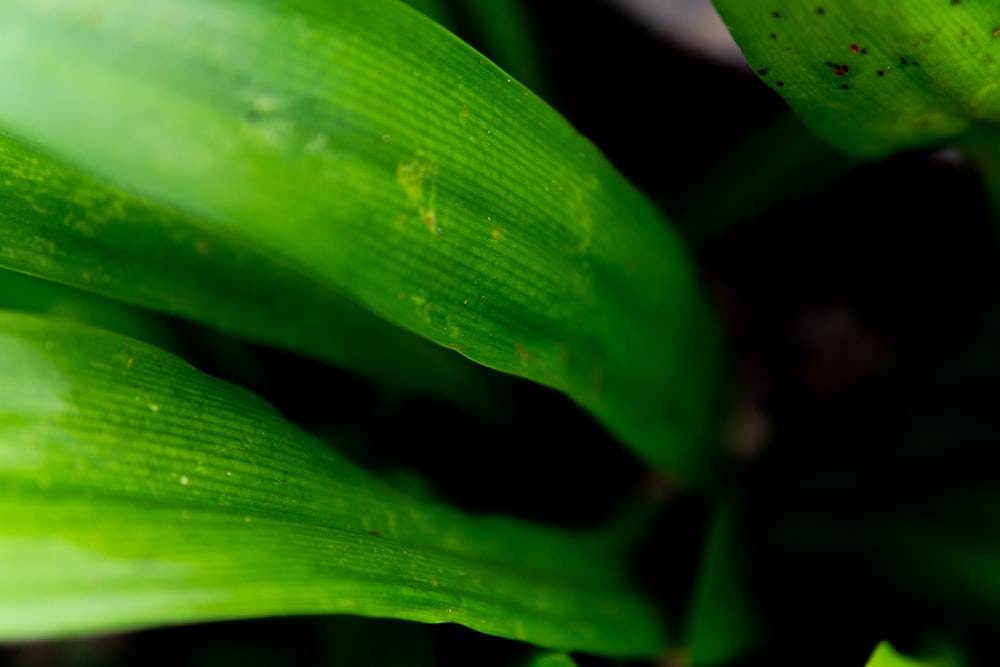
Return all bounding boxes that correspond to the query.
[409,294,432,323]
[514,343,538,365]
[396,153,441,237]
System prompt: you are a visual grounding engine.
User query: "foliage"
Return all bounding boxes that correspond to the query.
[0,0,998,665]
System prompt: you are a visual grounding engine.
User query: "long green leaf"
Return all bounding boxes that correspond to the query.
[0,310,665,656]
[0,0,722,481]
[0,131,506,424]
[713,0,1000,157]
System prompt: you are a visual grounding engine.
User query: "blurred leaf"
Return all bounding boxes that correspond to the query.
[960,125,1000,225]
[0,0,723,482]
[713,0,1000,158]
[683,493,764,667]
[668,111,857,243]
[0,267,182,356]
[448,0,543,93]
[402,0,453,28]
[865,640,963,667]
[521,651,579,667]
[0,310,666,657]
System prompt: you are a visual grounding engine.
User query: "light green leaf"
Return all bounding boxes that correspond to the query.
[522,651,580,667]
[0,131,506,426]
[0,0,723,481]
[713,0,1000,157]
[0,310,665,657]
[865,640,962,667]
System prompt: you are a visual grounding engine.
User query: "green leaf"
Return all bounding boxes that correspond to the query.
[0,310,665,657]
[865,640,962,667]
[522,651,580,667]
[0,131,507,426]
[448,0,544,93]
[0,0,723,481]
[713,0,1000,157]
[683,494,764,667]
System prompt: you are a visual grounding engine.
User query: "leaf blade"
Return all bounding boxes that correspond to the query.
[0,0,723,480]
[0,310,665,657]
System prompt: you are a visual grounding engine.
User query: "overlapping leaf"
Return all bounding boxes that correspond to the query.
[0,132,504,421]
[0,310,664,656]
[0,0,722,481]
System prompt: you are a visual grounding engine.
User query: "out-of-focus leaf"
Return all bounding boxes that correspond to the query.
[668,111,857,243]
[713,0,1000,158]
[683,493,764,667]
[521,651,580,667]
[449,0,543,92]
[0,0,723,481]
[0,310,666,657]
[865,640,963,667]
[402,0,453,28]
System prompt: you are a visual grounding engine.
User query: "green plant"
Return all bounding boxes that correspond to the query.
[0,1,997,665]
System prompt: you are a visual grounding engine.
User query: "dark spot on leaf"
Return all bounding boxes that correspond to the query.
[840,84,850,89]
[899,55,909,66]
[826,61,834,67]
[773,11,781,18]
[913,60,921,66]
[861,49,868,55]
[759,68,769,75]
[850,44,859,53]
[776,81,785,87]
[770,33,777,39]
[877,70,885,76]
[817,7,825,14]
[952,0,961,4]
